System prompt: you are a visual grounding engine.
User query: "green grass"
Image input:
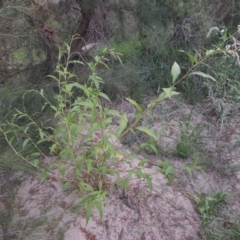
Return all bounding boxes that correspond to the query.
[192,191,228,222]
[175,121,203,159]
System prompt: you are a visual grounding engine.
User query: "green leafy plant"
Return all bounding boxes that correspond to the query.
[204,222,240,240]
[139,138,160,155]
[0,43,218,223]
[182,156,205,177]
[175,121,202,158]
[0,45,120,223]
[156,159,174,185]
[180,26,240,106]
[0,45,160,223]
[192,191,228,224]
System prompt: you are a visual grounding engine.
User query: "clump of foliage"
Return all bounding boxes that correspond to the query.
[190,191,240,240]
[192,191,228,224]
[0,45,166,223]
[1,41,215,223]
[175,121,203,159]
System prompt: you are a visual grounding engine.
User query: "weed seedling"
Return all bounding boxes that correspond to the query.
[175,121,203,158]
[192,191,228,224]
[157,159,174,185]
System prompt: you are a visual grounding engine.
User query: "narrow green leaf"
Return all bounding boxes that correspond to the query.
[69,60,84,65]
[127,170,133,180]
[31,152,41,157]
[59,166,68,175]
[193,195,200,203]
[86,203,93,224]
[9,136,15,144]
[89,74,101,89]
[16,113,25,120]
[59,147,73,158]
[84,122,99,142]
[22,139,30,149]
[51,105,57,112]
[148,144,158,154]
[39,129,44,140]
[135,126,158,141]
[98,59,110,69]
[47,74,59,82]
[40,171,48,183]
[41,102,48,111]
[73,101,92,109]
[69,124,79,137]
[126,98,143,113]
[37,139,48,145]
[138,159,148,167]
[165,165,173,176]
[116,113,128,137]
[135,168,144,178]
[179,50,195,64]
[136,112,141,119]
[184,166,193,177]
[87,159,93,173]
[62,181,70,191]
[75,164,82,175]
[33,159,39,166]
[99,92,111,102]
[15,108,23,115]
[103,117,112,128]
[146,175,153,191]
[24,126,30,134]
[189,71,217,83]
[147,103,152,109]
[66,82,87,92]
[171,61,181,83]
[168,174,174,185]
[120,179,128,189]
[104,109,121,117]
[95,200,103,219]
[71,189,79,195]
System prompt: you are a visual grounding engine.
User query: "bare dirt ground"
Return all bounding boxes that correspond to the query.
[1,96,240,240]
